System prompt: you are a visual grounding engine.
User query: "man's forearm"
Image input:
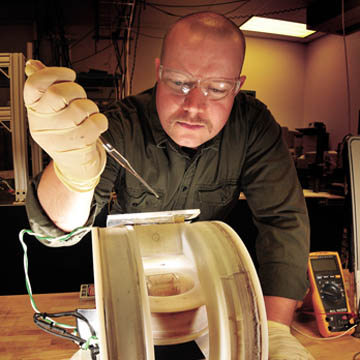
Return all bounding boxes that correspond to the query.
[38,161,94,232]
[264,295,298,326]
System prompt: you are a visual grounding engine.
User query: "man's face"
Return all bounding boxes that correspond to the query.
[155,27,246,149]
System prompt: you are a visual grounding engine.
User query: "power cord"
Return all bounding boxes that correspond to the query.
[291,322,358,340]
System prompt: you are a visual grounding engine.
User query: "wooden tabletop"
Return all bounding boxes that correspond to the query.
[0,292,95,360]
[1,291,360,359]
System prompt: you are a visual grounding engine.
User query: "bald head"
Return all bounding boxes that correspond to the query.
[160,12,246,72]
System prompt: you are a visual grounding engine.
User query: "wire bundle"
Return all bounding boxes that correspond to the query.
[19,228,99,359]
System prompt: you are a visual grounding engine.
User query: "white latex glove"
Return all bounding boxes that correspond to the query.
[23,59,108,192]
[268,320,315,360]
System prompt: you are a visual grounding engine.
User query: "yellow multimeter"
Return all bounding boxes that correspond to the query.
[307,251,355,337]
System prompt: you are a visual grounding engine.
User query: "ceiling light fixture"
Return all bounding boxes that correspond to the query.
[240,16,316,38]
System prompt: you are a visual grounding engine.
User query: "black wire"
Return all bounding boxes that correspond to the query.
[69,29,94,50]
[34,310,97,337]
[144,0,246,7]
[131,3,306,39]
[223,0,249,16]
[34,313,84,344]
[146,2,182,17]
[108,1,136,99]
[130,2,143,94]
[127,2,138,95]
[142,2,307,23]
[33,310,99,357]
[112,35,125,98]
[34,315,84,344]
[133,29,163,39]
[71,43,113,65]
[53,0,71,67]
[229,5,307,20]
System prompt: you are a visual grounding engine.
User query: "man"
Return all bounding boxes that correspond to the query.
[24,12,314,359]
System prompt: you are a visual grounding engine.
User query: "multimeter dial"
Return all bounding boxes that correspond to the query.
[316,277,347,312]
[320,283,343,304]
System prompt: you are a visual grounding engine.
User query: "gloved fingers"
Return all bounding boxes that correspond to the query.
[24,64,76,107]
[24,59,46,76]
[87,112,108,134]
[30,112,108,152]
[23,60,108,192]
[28,98,99,131]
[28,82,87,114]
[73,112,108,142]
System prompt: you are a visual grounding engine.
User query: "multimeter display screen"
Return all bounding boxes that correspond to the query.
[311,257,338,272]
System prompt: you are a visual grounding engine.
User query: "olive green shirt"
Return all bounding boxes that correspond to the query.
[26,87,310,300]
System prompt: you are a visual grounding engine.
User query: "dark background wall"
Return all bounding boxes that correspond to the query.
[3,204,94,295]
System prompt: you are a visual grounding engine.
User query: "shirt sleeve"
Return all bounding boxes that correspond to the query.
[25,172,100,247]
[240,100,310,300]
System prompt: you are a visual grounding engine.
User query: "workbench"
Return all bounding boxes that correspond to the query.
[1,291,360,359]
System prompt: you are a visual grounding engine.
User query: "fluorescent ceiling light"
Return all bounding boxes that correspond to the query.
[240,16,316,38]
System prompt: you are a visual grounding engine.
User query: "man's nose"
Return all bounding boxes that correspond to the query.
[182,86,207,113]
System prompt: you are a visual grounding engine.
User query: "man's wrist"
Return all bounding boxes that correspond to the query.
[53,161,100,193]
[264,296,298,326]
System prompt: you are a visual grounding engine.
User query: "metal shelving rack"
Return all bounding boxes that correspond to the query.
[0,53,29,203]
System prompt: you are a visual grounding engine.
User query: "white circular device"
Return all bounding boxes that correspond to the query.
[91,219,268,360]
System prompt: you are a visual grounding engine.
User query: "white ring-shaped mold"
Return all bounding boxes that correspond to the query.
[92,220,268,359]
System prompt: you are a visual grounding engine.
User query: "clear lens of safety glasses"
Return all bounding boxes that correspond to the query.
[159,65,240,100]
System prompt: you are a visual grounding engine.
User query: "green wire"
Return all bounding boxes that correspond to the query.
[19,227,92,329]
[82,335,98,350]
[19,229,39,313]
[29,226,91,243]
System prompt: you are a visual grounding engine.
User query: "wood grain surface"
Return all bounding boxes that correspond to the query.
[1,272,360,359]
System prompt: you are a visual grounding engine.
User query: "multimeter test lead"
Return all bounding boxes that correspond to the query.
[99,136,160,199]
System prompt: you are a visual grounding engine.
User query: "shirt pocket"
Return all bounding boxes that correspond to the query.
[197,180,240,219]
[121,185,161,213]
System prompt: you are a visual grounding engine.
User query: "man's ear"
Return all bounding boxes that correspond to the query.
[155,58,161,81]
[235,75,247,94]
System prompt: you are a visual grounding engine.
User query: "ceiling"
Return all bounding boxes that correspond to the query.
[2,0,312,25]
[2,0,359,43]
[136,0,318,42]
